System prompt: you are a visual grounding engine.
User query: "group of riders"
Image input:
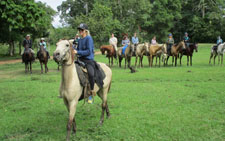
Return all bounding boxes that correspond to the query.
[22,34,50,63]
[107,31,191,56]
[22,23,223,104]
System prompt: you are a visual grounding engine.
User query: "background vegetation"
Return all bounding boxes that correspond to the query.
[1,0,225,56]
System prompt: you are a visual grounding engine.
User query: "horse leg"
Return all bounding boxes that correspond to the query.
[148,56,150,67]
[45,63,48,73]
[214,54,217,65]
[180,55,182,66]
[155,56,157,67]
[135,56,137,67]
[172,56,174,66]
[159,56,161,67]
[112,57,113,66]
[125,57,127,69]
[166,56,169,66]
[25,63,27,73]
[175,56,177,67]
[119,57,122,68]
[187,56,189,66]
[30,62,32,74]
[66,100,78,141]
[209,53,213,64]
[128,57,131,68]
[190,55,192,66]
[221,55,223,66]
[141,56,143,67]
[98,87,110,125]
[41,62,43,73]
[218,55,220,65]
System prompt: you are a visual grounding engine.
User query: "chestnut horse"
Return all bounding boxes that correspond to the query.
[179,43,198,66]
[37,45,49,73]
[166,41,185,66]
[100,45,117,67]
[148,44,166,67]
[22,45,35,73]
[117,44,132,69]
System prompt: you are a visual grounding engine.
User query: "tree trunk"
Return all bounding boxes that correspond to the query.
[9,41,14,56]
[19,42,22,55]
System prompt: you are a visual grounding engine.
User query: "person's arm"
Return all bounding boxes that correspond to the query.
[23,40,26,47]
[122,40,125,46]
[77,37,92,56]
[132,37,135,44]
[30,40,32,48]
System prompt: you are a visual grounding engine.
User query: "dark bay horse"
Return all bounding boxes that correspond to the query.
[179,43,198,66]
[100,45,117,67]
[117,44,132,69]
[22,45,35,73]
[37,45,49,73]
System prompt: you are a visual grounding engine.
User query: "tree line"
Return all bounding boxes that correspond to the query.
[57,0,225,47]
[1,0,225,56]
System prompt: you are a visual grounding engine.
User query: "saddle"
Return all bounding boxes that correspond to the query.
[75,60,106,101]
[212,45,218,52]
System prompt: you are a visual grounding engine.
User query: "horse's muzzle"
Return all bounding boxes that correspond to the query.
[53,52,60,62]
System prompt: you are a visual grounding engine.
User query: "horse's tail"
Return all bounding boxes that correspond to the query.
[107,80,112,93]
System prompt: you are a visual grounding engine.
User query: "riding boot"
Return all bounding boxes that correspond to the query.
[47,52,50,59]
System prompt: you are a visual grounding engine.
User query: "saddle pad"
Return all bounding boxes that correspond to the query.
[75,63,87,87]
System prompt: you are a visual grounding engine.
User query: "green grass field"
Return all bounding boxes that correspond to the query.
[0,44,224,141]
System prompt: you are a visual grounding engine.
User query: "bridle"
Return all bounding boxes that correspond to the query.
[58,40,74,67]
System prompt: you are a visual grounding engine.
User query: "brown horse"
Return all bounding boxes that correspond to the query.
[100,45,117,67]
[148,44,166,67]
[22,45,35,73]
[166,41,185,66]
[37,45,49,73]
[135,43,148,67]
[179,43,198,66]
[117,44,132,69]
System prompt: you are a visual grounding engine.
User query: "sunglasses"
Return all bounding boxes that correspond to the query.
[79,29,84,32]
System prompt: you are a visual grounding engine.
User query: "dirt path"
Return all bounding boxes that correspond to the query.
[0,51,102,65]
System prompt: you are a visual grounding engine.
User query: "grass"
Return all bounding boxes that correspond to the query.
[0,44,224,140]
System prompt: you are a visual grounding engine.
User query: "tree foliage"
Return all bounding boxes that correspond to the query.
[0,0,55,55]
[57,0,225,45]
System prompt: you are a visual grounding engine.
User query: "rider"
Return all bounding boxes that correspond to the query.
[38,38,50,59]
[122,34,130,55]
[184,32,190,48]
[74,23,95,104]
[132,33,139,55]
[22,34,35,62]
[213,36,223,51]
[151,36,157,45]
[166,33,174,55]
[109,33,118,51]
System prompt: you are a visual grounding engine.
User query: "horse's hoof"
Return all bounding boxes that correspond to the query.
[107,115,111,119]
[99,120,103,126]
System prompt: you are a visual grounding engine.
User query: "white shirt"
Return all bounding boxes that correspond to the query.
[109,37,118,46]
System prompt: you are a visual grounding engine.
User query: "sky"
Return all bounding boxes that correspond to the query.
[35,0,66,27]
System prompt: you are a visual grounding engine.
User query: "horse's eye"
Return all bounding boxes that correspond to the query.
[66,44,69,47]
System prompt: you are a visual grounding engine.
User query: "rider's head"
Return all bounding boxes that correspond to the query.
[134,33,136,37]
[218,36,221,40]
[77,23,89,38]
[168,33,172,38]
[111,33,114,37]
[26,34,30,40]
[40,38,45,42]
[185,32,188,36]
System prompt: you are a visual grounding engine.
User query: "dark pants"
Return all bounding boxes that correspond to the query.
[80,58,95,90]
[167,44,173,54]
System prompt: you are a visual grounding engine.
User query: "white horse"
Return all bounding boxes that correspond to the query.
[53,40,112,141]
[134,43,148,67]
[209,43,225,65]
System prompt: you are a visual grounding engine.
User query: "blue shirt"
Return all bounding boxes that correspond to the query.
[77,35,94,60]
[132,37,139,44]
[39,42,47,49]
[122,39,130,45]
[217,39,223,45]
[184,36,189,42]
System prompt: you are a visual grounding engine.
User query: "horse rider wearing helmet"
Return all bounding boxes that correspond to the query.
[166,33,174,55]
[213,36,223,51]
[184,32,190,48]
[38,38,50,59]
[73,23,96,104]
